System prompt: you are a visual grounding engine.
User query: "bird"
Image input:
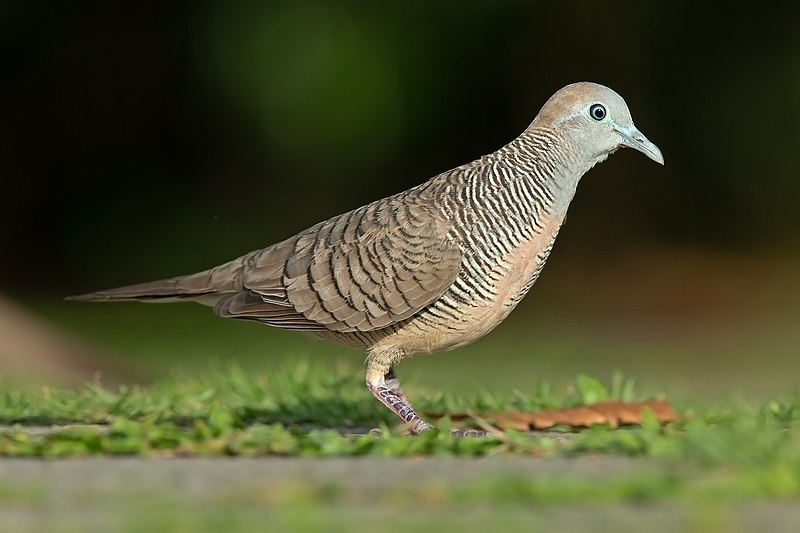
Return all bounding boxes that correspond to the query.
[70,82,664,435]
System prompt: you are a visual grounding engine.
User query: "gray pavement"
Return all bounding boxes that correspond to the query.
[0,457,798,532]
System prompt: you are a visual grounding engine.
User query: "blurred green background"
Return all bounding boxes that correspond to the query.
[1,1,798,398]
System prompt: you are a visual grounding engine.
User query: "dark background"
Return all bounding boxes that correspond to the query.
[3,1,799,291]
[1,2,798,393]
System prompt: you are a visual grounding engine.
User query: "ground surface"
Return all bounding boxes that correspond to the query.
[2,456,800,533]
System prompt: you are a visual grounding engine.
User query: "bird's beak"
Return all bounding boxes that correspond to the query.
[614,125,664,165]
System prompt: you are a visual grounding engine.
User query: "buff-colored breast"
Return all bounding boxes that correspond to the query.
[363,216,563,359]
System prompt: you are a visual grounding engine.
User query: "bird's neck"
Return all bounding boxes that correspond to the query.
[495,128,595,219]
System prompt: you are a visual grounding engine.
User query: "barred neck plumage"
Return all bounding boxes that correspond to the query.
[433,126,590,245]
[492,126,589,216]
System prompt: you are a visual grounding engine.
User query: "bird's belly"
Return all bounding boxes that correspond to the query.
[372,218,562,356]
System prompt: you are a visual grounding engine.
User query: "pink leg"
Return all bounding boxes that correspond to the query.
[367,366,432,434]
[383,366,412,404]
[366,365,487,437]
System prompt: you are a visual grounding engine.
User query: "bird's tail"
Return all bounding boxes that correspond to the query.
[66,257,246,304]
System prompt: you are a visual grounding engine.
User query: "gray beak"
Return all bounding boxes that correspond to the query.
[614,125,664,165]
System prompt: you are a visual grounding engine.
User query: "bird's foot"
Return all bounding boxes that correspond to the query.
[449,429,489,437]
[369,425,490,437]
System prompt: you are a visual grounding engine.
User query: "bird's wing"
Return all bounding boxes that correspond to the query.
[214,192,463,332]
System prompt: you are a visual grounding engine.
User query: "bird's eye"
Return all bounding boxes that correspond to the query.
[589,103,607,121]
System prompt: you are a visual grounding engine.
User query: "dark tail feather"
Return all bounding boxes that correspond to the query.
[66,257,247,302]
[66,276,213,302]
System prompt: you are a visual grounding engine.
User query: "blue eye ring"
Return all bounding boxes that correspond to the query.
[589,103,607,121]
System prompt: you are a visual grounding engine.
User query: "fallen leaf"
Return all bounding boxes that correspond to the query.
[439,399,678,431]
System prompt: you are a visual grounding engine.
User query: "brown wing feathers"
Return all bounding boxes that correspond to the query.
[226,193,463,333]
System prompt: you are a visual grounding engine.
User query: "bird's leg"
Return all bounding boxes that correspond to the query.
[383,366,412,405]
[366,363,431,435]
[366,363,488,437]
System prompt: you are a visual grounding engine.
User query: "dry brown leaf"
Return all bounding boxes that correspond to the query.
[440,399,678,431]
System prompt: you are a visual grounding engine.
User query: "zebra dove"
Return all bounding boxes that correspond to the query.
[70,82,664,435]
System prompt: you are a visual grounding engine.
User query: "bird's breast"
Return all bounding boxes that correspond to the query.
[445,217,562,346]
[370,215,563,357]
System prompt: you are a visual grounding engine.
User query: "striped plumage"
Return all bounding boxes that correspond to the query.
[71,82,664,434]
[315,129,576,354]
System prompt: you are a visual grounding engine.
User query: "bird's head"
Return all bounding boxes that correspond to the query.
[532,82,664,166]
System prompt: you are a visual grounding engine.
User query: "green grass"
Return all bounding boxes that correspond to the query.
[0,364,632,456]
[2,363,800,490]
